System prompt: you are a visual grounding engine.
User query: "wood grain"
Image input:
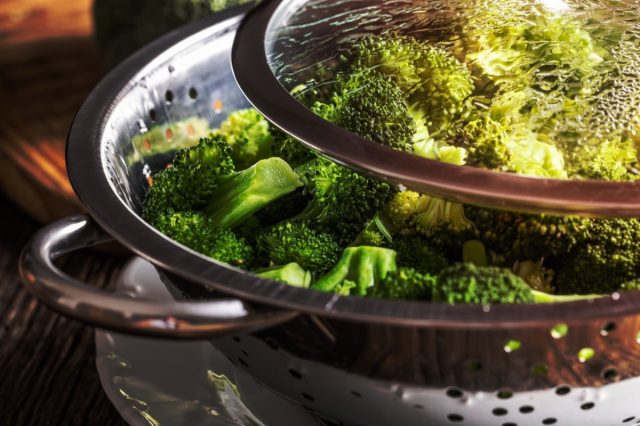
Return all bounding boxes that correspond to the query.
[0,194,126,425]
[0,0,101,223]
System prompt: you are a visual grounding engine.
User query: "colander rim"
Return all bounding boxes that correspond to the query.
[66,4,640,329]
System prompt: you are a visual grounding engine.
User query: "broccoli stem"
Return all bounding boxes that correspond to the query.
[204,157,302,228]
[312,246,397,295]
[255,262,312,288]
[531,290,603,304]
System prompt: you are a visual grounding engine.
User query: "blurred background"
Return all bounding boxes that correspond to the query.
[0,1,245,423]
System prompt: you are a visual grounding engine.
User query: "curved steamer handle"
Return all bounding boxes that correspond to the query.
[19,215,298,339]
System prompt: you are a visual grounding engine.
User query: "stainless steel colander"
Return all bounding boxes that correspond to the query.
[17,4,640,426]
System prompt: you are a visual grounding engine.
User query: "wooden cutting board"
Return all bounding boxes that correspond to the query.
[0,0,102,223]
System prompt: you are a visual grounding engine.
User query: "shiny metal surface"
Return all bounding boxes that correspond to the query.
[61,6,640,326]
[20,7,640,424]
[231,0,640,217]
[19,215,296,338]
[96,257,316,426]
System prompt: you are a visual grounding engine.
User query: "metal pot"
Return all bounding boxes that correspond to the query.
[19,5,640,425]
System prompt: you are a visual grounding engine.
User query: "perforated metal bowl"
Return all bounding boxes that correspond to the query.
[18,5,640,426]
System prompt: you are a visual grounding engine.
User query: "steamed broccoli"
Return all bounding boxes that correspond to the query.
[312,70,417,152]
[555,218,640,294]
[143,135,302,264]
[312,246,397,296]
[152,210,253,267]
[295,157,396,245]
[256,221,340,275]
[255,263,312,288]
[215,108,273,169]
[370,268,436,300]
[392,235,449,274]
[348,35,474,135]
[435,263,598,305]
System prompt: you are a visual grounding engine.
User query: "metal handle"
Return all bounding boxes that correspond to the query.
[19,215,297,339]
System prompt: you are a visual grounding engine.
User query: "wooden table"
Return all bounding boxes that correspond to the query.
[0,194,127,425]
[0,2,128,422]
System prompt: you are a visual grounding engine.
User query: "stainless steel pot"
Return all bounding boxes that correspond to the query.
[18,5,640,425]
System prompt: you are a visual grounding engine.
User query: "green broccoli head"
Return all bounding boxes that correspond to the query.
[295,157,396,245]
[153,210,253,267]
[270,128,316,169]
[257,221,340,275]
[316,70,416,152]
[435,263,535,304]
[370,268,436,300]
[465,206,591,262]
[143,136,302,267]
[312,246,397,296]
[347,35,474,136]
[215,108,273,170]
[392,235,449,274]
[143,135,235,223]
[555,218,640,294]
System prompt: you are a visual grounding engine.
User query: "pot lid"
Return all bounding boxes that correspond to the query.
[232,0,640,216]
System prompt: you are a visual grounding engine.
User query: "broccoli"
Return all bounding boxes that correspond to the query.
[392,235,449,274]
[370,268,436,300]
[143,135,302,264]
[256,221,340,275]
[270,129,315,168]
[383,190,475,258]
[351,216,393,247]
[312,70,417,152]
[555,218,640,294]
[255,263,312,288]
[215,108,273,169]
[465,206,591,262]
[435,263,598,305]
[295,157,396,245]
[312,246,397,296]
[153,210,253,267]
[348,35,474,135]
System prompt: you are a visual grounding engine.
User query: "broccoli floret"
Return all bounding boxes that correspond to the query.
[143,136,302,264]
[215,108,273,169]
[153,210,253,267]
[370,268,436,300]
[255,262,312,288]
[295,157,396,245]
[313,70,416,152]
[384,191,473,236]
[435,263,534,304]
[555,218,640,294]
[257,221,340,275]
[143,135,236,223]
[392,235,449,274]
[435,263,598,304]
[351,216,393,247]
[348,35,474,135]
[312,246,397,296]
[465,206,590,262]
[270,129,315,168]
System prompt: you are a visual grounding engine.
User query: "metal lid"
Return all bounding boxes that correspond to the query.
[232,0,640,216]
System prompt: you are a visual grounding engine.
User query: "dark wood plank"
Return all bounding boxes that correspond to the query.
[0,195,127,425]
